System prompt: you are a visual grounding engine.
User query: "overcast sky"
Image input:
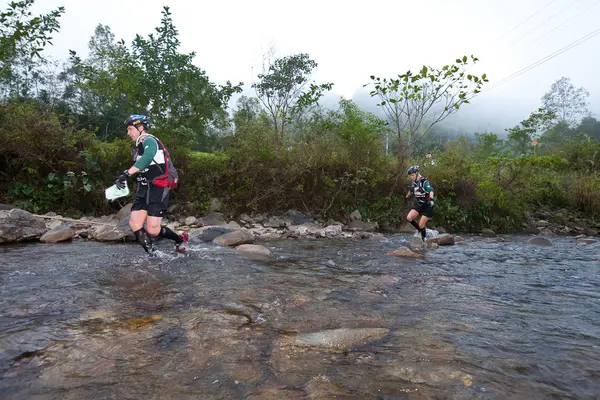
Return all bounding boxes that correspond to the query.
[28,0,600,132]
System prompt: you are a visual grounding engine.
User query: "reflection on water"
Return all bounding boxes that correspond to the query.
[1,235,599,399]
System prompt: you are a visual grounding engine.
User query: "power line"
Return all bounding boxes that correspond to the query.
[512,0,600,54]
[507,0,584,48]
[480,26,600,94]
[496,0,560,41]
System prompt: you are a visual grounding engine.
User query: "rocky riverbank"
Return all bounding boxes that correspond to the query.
[1,203,599,253]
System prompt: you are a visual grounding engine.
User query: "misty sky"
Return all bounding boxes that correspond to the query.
[29,0,600,132]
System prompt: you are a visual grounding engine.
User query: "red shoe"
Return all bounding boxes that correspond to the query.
[175,231,189,253]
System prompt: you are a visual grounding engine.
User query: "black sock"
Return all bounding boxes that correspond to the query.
[159,226,182,244]
[134,228,154,254]
[409,219,420,230]
[421,227,427,240]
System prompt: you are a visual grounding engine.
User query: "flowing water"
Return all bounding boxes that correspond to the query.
[1,234,599,399]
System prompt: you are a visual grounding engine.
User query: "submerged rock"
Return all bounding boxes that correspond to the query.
[293,328,389,349]
[526,237,553,246]
[387,246,424,258]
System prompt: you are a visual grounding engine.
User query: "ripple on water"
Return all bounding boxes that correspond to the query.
[0,235,599,398]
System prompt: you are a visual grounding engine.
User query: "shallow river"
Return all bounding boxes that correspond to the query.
[1,234,599,399]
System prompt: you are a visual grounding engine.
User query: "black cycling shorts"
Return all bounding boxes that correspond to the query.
[413,201,434,218]
[131,184,170,217]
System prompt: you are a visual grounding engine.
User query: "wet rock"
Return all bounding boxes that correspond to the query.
[427,242,439,249]
[576,238,597,245]
[40,226,75,243]
[0,208,48,244]
[409,236,425,251]
[346,220,378,232]
[539,229,557,237]
[436,226,447,234]
[189,226,235,242]
[213,229,255,246]
[235,244,272,257]
[428,233,455,246]
[199,212,226,226]
[0,203,14,211]
[536,220,549,227]
[481,228,495,236]
[387,246,424,258]
[293,328,388,350]
[526,237,553,246]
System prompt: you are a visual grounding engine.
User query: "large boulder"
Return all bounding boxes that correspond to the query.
[213,229,255,246]
[427,233,455,246]
[199,212,226,226]
[0,209,48,244]
[40,226,75,243]
[189,226,236,242]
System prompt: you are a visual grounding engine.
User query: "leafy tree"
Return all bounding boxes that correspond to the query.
[366,55,488,160]
[507,108,555,155]
[251,52,333,149]
[70,7,242,144]
[0,0,65,98]
[541,77,590,128]
[576,116,600,141]
[474,132,504,160]
[233,95,264,129]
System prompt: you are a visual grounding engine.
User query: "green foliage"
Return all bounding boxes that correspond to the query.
[0,0,65,94]
[506,107,555,155]
[251,52,333,146]
[366,55,488,159]
[69,7,241,144]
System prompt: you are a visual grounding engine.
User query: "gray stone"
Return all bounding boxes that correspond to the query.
[235,244,272,257]
[346,220,377,232]
[213,229,255,246]
[116,203,133,222]
[428,233,455,246]
[40,226,75,243]
[349,209,362,221]
[526,237,553,246]
[189,226,236,242]
[199,212,226,226]
[0,209,48,244]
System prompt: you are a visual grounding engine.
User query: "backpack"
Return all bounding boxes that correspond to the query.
[148,135,179,188]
